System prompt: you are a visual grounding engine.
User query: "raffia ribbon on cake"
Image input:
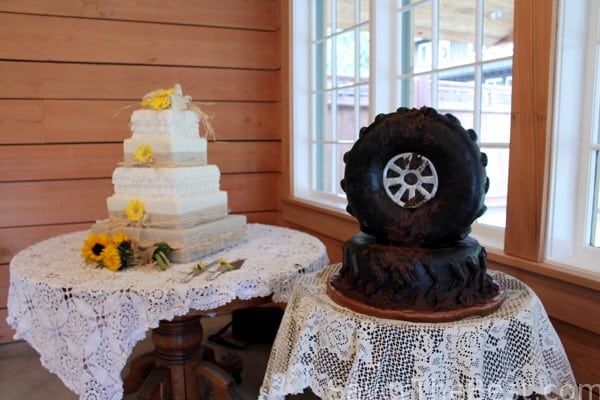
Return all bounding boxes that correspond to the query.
[118,157,207,168]
[103,209,229,232]
[189,102,217,141]
[130,226,247,265]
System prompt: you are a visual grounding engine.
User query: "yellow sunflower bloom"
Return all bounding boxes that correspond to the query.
[112,231,129,245]
[81,232,112,263]
[140,88,175,110]
[134,144,153,165]
[125,199,145,222]
[101,245,122,271]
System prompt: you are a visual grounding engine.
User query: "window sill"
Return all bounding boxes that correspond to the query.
[282,197,600,292]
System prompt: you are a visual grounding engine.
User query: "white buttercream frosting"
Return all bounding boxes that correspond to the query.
[130,109,199,138]
[112,165,220,196]
[106,191,228,216]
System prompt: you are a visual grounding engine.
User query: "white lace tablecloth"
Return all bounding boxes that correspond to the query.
[7,223,328,400]
[259,264,578,400]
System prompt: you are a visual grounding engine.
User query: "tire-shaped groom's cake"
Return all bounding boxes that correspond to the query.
[328,107,505,322]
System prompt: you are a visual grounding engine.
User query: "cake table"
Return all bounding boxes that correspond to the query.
[7,223,329,400]
[259,264,578,400]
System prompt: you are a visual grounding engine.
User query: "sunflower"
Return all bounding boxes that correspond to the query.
[112,231,129,246]
[81,232,112,263]
[140,88,175,110]
[125,199,145,222]
[101,245,122,271]
[134,144,153,165]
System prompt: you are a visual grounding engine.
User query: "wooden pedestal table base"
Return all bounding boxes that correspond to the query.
[123,297,271,400]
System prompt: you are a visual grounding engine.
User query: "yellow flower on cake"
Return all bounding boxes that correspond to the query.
[101,245,122,271]
[141,87,175,110]
[125,199,145,222]
[81,232,112,263]
[134,144,153,165]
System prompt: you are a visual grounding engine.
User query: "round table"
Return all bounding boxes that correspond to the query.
[259,264,578,400]
[7,223,329,400]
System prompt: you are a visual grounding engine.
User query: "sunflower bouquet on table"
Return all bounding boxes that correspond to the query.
[81,200,174,271]
[81,232,174,272]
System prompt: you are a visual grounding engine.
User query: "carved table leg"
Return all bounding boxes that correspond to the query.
[124,316,242,400]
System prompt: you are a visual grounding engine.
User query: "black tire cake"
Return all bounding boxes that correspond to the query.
[328,106,505,322]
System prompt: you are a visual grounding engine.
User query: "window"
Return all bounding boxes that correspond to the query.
[546,0,600,271]
[292,0,600,273]
[293,0,514,242]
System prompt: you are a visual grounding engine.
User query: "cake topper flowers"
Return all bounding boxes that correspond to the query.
[141,87,176,110]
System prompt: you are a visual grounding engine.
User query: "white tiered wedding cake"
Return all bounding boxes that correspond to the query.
[92,84,247,263]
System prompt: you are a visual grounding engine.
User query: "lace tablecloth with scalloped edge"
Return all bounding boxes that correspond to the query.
[7,223,328,400]
[259,264,578,400]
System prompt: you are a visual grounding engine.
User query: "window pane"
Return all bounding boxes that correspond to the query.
[478,147,509,227]
[337,89,356,140]
[314,91,333,141]
[337,0,355,30]
[405,3,433,73]
[336,30,356,86]
[437,67,476,129]
[312,142,338,194]
[439,0,476,68]
[400,74,433,108]
[359,28,370,82]
[337,143,354,195]
[359,0,369,22]
[480,60,512,143]
[483,0,514,61]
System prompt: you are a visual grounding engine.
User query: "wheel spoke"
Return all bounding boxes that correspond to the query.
[393,185,408,202]
[417,185,433,197]
[389,162,406,175]
[384,176,404,186]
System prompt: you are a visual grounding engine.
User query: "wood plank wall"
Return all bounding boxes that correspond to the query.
[0,0,282,342]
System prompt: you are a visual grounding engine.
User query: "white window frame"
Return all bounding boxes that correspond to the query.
[292,0,511,249]
[546,0,600,272]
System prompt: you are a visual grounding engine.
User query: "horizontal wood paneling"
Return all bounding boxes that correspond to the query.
[0,62,280,102]
[487,259,600,336]
[0,309,14,343]
[1,143,120,181]
[225,173,280,212]
[0,179,113,226]
[0,223,91,265]
[207,142,282,174]
[0,13,277,69]
[0,100,280,144]
[0,266,8,309]
[550,318,600,392]
[0,0,279,30]
[0,142,281,181]
[0,173,278,227]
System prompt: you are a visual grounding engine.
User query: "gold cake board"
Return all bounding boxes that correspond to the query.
[326,274,506,323]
